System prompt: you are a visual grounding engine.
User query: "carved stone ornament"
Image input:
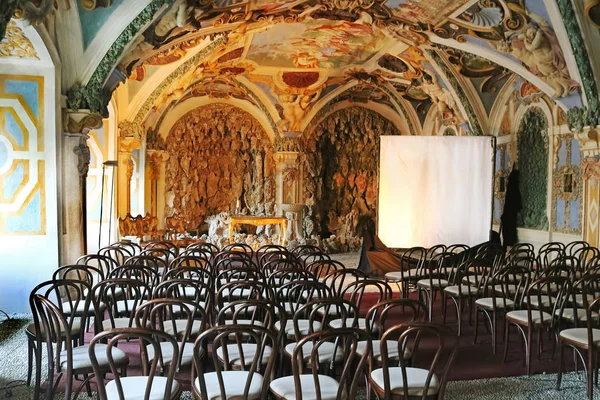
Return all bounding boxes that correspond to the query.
[73,143,91,177]
[146,150,169,180]
[64,111,103,134]
[119,120,144,151]
[0,20,38,59]
[123,158,134,182]
[80,0,112,11]
[582,157,600,181]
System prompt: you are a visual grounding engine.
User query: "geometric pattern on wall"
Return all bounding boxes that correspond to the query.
[0,75,45,234]
[551,133,582,234]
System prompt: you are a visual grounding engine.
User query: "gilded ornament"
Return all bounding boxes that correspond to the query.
[0,20,38,59]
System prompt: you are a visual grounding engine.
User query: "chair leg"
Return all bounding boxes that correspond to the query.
[589,348,594,400]
[526,326,532,376]
[26,336,34,386]
[473,307,480,345]
[457,297,463,337]
[503,321,511,363]
[491,311,497,355]
[557,341,564,390]
[32,340,42,399]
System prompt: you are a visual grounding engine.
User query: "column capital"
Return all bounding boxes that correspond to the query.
[63,110,103,138]
[119,120,144,152]
[582,157,600,180]
[274,151,300,164]
[147,150,169,180]
[577,127,600,158]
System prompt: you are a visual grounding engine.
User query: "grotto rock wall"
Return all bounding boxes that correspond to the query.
[163,104,275,229]
[302,107,402,247]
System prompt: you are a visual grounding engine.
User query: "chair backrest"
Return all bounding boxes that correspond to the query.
[135,298,208,369]
[419,251,455,289]
[258,248,295,269]
[487,265,531,310]
[365,298,428,336]
[506,244,535,263]
[527,276,571,328]
[573,246,600,273]
[565,241,590,257]
[143,240,179,258]
[124,255,168,274]
[216,299,283,330]
[585,297,600,348]
[140,247,176,265]
[323,269,367,297]
[53,264,104,288]
[98,245,131,266]
[277,280,331,316]
[186,241,219,256]
[291,328,371,400]
[93,278,151,330]
[152,278,213,308]
[299,251,331,266]
[217,281,273,314]
[562,274,600,328]
[341,279,393,314]
[298,298,358,337]
[109,265,160,288]
[267,267,315,290]
[306,259,346,280]
[378,322,458,400]
[221,243,254,258]
[76,254,118,277]
[169,254,212,271]
[162,266,213,287]
[216,266,265,291]
[539,241,566,253]
[89,327,179,400]
[193,325,278,399]
[112,240,142,256]
[262,257,304,276]
[291,244,321,257]
[213,254,257,272]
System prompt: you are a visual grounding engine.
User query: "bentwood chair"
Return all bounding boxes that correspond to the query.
[113,240,142,257]
[369,322,458,400]
[186,241,219,256]
[76,254,119,278]
[93,278,152,331]
[99,245,132,266]
[270,328,371,400]
[385,246,426,300]
[169,254,211,271]
[193,325,278,399]
[504,276,571,375]
[329,279,393,330]
[474,264,531,354]
[144,240,180,258]
[557,296,600,399]
[89,327,181,400]
[31,288,128,400]
[135,298,208,371]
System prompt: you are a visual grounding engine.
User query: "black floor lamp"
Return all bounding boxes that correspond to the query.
[98,160,118,249]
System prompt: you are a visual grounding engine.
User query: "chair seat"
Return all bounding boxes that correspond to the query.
[116,299,146,314]
[385,271,404,281]
[560,328,600,347]
[417,279,448,289]
[61,301,98,315]
[221,303,257,316]
[102,318,135,330]
[356,340,411,361]
[506,310,553,326]
[105,376,180,400]
[163,320,203,337]
[216,344,272,367]
[27,321,81,340]
[60,344,128,371]
[315,303,354,317]
[525,295,555,308]
[558,308,598,323]
[574,293,595,308]
[493,284,518,295]
[220,288,254,298]
[443,285,478,297]
[221,319,265,327]
[329,318,366,329]
[275,320,322,336]
[195,371,264,399]
[370,367,439,396]
[270,374,342,400]
[284,341,344,363]
[146,341,194,367]
[475,297,514,310]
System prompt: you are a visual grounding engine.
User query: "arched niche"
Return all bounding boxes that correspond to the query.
[516,106,549,230]
[300,105,403,246]
[161,104,275,229]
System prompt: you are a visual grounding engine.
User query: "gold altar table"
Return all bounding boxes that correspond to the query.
[228,216,287,245]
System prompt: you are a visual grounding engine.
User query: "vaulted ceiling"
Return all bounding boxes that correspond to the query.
[5,0,600,138]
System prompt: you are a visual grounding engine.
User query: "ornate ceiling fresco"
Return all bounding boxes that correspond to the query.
[22,0,597,137]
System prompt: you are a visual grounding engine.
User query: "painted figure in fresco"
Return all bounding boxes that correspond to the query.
[418,72,463,124]
[496,23,578,98]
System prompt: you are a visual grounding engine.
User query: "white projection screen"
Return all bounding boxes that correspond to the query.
[378,136,494,248]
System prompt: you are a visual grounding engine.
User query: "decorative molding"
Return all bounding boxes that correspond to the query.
[67,0,172,115]
[0,20,38,59]
[63,110,103,134]
[73,143,91,177]
[582,157,600,180]
[427,50,483,136]
[118,120,143,152]
[557,0,600,131]
[80,0,113,11]
[133,36,226,126]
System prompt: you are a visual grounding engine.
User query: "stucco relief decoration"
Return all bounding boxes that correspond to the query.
[0,20,38,59]
[582,157,600,181]
[74,144,91,177]
[119,120,144,151]
[164,104,275,231]
[80,0,112,11]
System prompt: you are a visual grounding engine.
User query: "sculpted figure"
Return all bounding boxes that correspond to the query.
[418,73,463,124]
[496,23,578,97]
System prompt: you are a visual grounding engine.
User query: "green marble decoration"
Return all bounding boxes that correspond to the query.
[427,50,483,136]
[67,0,173,116]
[0,0,53,41]
[517,107,548,230]
[557,0,600,131]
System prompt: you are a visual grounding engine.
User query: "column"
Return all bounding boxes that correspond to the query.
[61,111,103,263]
[146,150,169,229]
[117,121,143,218]
[578,128,600,246]
[274,151,305,239]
